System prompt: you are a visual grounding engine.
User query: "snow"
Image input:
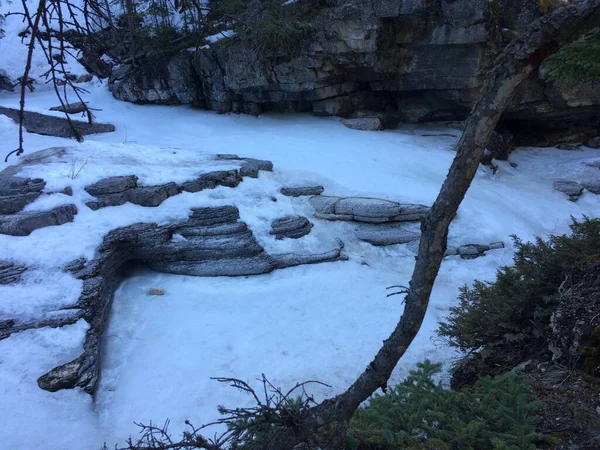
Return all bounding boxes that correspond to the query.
[205,29,235,43]
[0,0,89,87]
[1,79,600,448]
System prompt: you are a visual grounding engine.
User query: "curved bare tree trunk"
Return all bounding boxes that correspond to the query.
[271,1,600,448]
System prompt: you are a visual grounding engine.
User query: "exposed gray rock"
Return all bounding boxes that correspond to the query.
[309,195,341,215]
[0,107,115,138]
[0,70,14,91]
[341,117,383,131]
[445,242,505,259]
[309,195,430,223]
[553,180,584,201]
[0,193,43,215]
[355,223,420,246]
[37,356,83,392]
[49,102,88,114]
[214,155,274,179]
[112,50,200,105]
[0,260,27,284]
[272,240,347,268]
[107,0,600,147]
[127,182,180,207]
[336,197,403,218]
[557,143,582,151]
[181,170,242,192]
[85,175,138,196]
[270,216,313,239]
[83,162,271,210]
[585,136,600,149]
[281,185,325,197]
[583,180,600,195]
[0,204,77,236]
[0,173,46,214]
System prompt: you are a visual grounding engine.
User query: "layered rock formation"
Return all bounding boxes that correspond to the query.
[0,154,348,395]
[107,0,600,147]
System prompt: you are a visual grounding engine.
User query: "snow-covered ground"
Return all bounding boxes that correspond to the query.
[1,77,600,449]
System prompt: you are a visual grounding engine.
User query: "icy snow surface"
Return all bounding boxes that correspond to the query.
[1,79,600,449]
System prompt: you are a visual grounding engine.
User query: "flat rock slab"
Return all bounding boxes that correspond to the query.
[553,180,584,201]
[49,102,88,114]
[342,117,383,131]
[310,195,429,223]
[280,185,324,197]
[355,223,420,246]
[445,242,505,259]
[0,260,27,284]
[270,215,313,239]
[0,106,114,138]
[0,204,77,236]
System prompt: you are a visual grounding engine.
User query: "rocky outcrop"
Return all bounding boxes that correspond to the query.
[310,195,430,223]
[0,107,114,138]
[30,205,345,394]
[107,0,600,146]
[85,175,182,210]
[0,153,350,395]
[84,159,272,210]
[270,215,313,239]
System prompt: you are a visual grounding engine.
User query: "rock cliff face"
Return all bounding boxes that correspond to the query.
[109,0,600,145]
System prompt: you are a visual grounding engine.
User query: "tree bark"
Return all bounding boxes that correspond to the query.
[274,1,600,448]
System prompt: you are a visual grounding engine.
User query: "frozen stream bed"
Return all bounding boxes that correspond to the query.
[1,82,600,449]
